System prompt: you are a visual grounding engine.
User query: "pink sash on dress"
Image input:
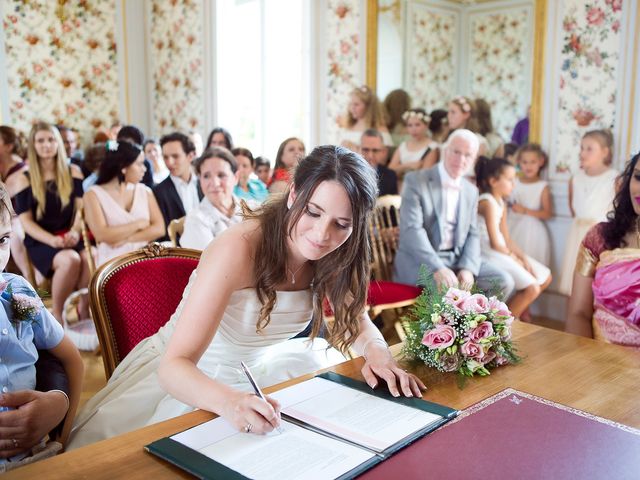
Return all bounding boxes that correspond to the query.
[592,249,640,348]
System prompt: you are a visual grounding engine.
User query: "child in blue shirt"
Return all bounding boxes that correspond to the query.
[0,184,83,467]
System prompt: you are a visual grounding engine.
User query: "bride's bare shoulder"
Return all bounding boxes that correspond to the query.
[197,220,263,282]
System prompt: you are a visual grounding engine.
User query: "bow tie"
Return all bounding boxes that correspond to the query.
[442,180,461,191]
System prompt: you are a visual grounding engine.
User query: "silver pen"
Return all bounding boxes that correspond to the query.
[240,361,283,434]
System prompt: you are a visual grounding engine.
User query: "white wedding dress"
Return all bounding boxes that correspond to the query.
[68,272,346,449]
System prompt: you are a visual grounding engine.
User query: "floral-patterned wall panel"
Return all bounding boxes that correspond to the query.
[552,0,623,177]
[326,0,364,144]
[405,2,458,113]
[468,6,532,142]
[148,0,205,137]
[2,1,119,143]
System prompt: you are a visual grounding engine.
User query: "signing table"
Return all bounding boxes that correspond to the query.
[10,322,640,479]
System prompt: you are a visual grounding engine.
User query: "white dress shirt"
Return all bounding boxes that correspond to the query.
[169,173,200,214]
[180,196,252,250]
[438,161,461,251]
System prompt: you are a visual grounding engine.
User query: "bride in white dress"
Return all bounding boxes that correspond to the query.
[69,146,425,448]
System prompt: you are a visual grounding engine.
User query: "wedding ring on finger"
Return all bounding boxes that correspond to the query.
[244,423,253,433]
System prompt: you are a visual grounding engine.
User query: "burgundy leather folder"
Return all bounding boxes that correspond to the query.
[359,388,640,480]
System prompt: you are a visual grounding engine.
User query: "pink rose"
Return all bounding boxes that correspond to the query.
[443,287,470,312]
[488,296,511,318]
[422,324,456,350]
[459,294,489,314]
[480,350,496,365]
[461,341,484,360]
[469,321,494,342]
[494,354,509,366]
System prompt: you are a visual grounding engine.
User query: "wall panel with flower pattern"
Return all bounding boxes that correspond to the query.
[405,2,458,113]
[468,5,533,142]
[2,1,119,142]
[148,0,205,137]
[551,0,624,177]
[325,0,364,144]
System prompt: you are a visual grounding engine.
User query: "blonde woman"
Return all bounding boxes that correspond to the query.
[13,122,89,323]
[339,85,391,151]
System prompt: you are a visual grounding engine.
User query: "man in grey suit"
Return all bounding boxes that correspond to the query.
[393,129,514,298]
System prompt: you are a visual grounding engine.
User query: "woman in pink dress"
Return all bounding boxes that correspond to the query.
[566,153,640,348]
[83,141,165,267]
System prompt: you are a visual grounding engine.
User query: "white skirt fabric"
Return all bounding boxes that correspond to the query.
[558,218,595,296]
[482,250,551,291]
[68,273,346,449]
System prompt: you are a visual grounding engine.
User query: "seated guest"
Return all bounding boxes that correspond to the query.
[339,85,392,150]
[180,147,251,250]
[188,130,204,157]
[153,132,202,242]
[116,125,154,188]
[143,139,169,184]
[254,156,272,186]
[0,184,84,466]
[475,98,504,158]
[13,122,90,324]
[57,125,87,177]
[0,352,73,464]
[566,153,640,348]
[0,126,30,279]
[81,143,106,192]
[360,129,398,196]
[393,129,514,297]
[83,141,165,267]
[231,148,268,203]
[269,137,305,194]
[206,127,233,150]
[475,156,551,318]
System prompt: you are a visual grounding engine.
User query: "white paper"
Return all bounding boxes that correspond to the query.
[277,377,442,452]
[172,418,374,480]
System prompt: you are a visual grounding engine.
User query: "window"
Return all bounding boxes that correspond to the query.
[215,0,311,161]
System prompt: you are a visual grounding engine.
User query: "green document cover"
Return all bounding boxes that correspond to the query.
[145,372,457,480]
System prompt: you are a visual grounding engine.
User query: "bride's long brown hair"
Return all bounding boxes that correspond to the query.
[246,145,378,354]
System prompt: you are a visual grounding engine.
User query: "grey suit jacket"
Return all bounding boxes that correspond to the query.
[393,166,481,285]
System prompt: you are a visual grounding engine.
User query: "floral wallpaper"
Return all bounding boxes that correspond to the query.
[2,1,119,143]
[405,3,458,113]
[553,0,623,176]
[148,0,204,137]
[468,7,532,142]
[325,0,363,144]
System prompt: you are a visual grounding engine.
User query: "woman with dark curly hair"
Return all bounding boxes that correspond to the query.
[565,152,640,348]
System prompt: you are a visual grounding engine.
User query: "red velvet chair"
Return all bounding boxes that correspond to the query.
[367,195,421,320]
[89,243,201,379]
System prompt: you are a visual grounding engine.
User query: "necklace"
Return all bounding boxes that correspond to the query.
[286,263,306,285]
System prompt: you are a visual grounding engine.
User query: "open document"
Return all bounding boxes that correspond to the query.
[145,372,457,480]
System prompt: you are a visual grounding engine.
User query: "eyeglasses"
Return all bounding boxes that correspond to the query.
[361,148,384,154]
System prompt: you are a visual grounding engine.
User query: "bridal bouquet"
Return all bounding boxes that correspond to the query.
[402,284,519,378]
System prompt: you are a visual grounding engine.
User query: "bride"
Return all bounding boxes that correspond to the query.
[69,145,425,448]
